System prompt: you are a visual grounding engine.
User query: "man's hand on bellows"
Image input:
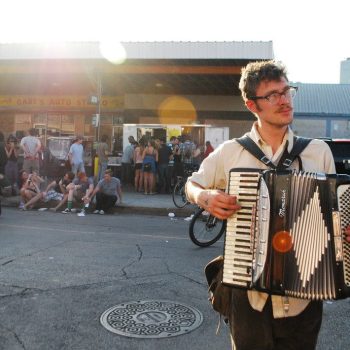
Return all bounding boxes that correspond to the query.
[345,226,350,243]
[198,189,241,220]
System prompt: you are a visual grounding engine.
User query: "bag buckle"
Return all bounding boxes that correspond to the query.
[260,156,271,166]
[282,158,292,167]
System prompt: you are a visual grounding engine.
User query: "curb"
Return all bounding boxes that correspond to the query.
[116,205,195,217]
[0,196,196,218]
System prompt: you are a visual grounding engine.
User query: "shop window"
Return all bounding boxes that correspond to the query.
[331,120,350,138]
[101,115,113,125]
[48,114,61,130]
[15,114,32,135]
[34,114,47,124]
[84,115,95,137]
[61,115,74,134]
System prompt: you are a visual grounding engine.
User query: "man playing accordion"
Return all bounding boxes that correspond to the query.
[186,60,350,350]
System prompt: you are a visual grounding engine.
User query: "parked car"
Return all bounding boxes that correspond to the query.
[42,137,74,178]
[321,138,350,174]
[42,136,94,178]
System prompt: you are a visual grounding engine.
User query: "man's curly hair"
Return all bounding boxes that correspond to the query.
[239,60,289,101]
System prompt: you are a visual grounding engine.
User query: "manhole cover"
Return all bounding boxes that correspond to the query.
[100,300,203,338]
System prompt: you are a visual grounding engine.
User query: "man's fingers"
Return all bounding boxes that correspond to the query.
[210,205,241,219]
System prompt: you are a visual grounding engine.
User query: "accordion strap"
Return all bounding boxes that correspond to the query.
[236,135,312,170]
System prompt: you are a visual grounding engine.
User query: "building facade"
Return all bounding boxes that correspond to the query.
[0,41,273,154]
[0,41,349,162]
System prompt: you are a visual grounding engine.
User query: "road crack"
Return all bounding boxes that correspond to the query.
[121,244,143,279]
[0,323,26,349]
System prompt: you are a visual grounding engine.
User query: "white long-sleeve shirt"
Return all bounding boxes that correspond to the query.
[188,123,336,318]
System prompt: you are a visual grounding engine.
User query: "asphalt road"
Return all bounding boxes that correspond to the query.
[0,208,349,350]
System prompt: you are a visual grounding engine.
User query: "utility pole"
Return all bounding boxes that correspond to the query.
[96,72,102,142]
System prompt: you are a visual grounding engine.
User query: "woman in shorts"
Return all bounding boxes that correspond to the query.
[133,141,144,192]
[142,139,158,195]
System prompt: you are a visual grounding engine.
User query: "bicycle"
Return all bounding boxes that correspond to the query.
[172,176,189,208]
[172,165,198,208]
[189,207,226,247]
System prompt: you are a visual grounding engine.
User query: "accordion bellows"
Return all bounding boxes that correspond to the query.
[223,169,350,300]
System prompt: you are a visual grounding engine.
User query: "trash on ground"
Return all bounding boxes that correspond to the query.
[184,214,194,221]
[168,212,175,218]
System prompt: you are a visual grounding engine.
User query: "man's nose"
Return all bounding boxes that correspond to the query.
[278,93,289,104]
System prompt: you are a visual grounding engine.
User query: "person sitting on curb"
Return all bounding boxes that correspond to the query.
[88,169,122,215]
[49,172,76,212]
[22,171,75,211]
[62,172,94,216]
[19,171,44,209]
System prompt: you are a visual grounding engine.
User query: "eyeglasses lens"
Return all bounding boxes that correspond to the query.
[268,87,297,105]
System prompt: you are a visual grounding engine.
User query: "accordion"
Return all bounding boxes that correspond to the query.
[223,169,350,300]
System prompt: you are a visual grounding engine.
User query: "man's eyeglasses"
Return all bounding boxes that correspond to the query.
[248,86,298,105]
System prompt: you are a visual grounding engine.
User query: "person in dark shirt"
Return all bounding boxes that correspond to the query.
[171,136,183,181]
[0,132,7,175]
[4,135,19,194]
[157,138,172,193]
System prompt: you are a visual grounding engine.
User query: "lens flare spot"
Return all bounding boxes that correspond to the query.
[272,231,293,253]
[158,96,197,124]
[99,41,127,65]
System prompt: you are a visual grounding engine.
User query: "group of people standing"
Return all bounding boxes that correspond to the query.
[0,128,41,196]
[0,130,123,217]
[120,135,214,195]
[0,127,216,217]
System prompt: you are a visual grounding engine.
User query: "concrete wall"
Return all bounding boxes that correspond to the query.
[292,119,327,138]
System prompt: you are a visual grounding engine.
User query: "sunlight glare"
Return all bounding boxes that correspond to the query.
[158,96,197,124]
[99,41,127,65]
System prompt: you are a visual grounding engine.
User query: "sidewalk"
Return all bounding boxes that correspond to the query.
[0,188,196,217]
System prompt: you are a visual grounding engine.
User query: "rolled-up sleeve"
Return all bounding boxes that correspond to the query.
[187,144,227,190]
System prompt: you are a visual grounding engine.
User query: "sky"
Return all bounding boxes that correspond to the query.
[0,0,348,84]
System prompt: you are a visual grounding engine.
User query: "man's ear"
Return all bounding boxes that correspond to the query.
[245,99,258,114]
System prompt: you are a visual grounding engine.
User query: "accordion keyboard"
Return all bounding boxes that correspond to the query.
[338,184,350,286]
[223,171,261,287]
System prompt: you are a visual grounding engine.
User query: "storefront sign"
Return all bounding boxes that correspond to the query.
[0,95,124,109]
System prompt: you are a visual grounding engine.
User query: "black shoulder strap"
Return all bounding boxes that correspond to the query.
[236,135,313,170]
[236,135,277,169]
[289,136,313,161]
[278,136,312,170]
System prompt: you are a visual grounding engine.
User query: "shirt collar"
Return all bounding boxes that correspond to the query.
[249,122,295,153]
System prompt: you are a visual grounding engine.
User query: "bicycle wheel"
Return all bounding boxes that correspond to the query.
[172,180,188,208]
[189,208,226,247]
